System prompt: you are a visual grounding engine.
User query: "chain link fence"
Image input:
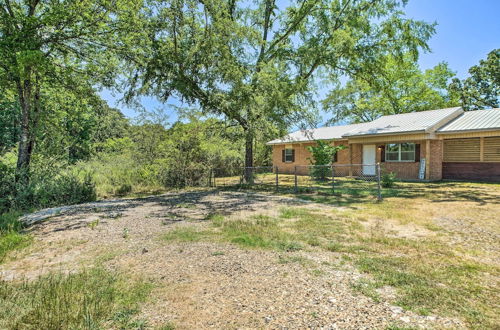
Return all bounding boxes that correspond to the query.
[210,164,382,201]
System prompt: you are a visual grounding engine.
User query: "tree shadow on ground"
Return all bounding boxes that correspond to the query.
[23,189,309,234]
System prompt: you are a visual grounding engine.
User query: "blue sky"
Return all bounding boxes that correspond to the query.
[101,0,500,122]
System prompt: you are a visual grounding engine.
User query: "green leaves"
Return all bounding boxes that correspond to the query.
[323,54,459,123]
[449,49,499,111]
[127,0,435,166]
[307,140,345,166]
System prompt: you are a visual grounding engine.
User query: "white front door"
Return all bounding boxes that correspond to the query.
[363,145,376,175]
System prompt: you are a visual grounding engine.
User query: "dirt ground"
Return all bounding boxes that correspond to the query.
[1,188,496,329]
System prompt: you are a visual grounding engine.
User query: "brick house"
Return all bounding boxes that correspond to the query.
[267,107,500,182]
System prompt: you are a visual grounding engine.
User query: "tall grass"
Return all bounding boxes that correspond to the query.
[74,153,165,198]
[0,212,30,264]
[0,267,151,329]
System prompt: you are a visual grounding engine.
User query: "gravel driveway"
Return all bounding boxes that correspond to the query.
[1,190,464,329]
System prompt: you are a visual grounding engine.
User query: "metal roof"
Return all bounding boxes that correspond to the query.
[341,107,463,137]
[266,107,500,145]
[266,123,369,145]
[437,108,500,133]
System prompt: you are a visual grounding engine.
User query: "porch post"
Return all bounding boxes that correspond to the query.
[480,137,485,161]
[425,140,431,180]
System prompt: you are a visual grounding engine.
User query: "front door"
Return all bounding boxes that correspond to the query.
[363,145,376,175]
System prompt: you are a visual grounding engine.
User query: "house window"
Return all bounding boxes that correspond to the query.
[284,149,294,162]
[385,143,416,162]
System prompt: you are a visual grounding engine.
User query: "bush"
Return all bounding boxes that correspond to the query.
[116,183,133,196]
[0,161,96,214]
[160,163,209,188]
[0,164,15,213]
[306,140,346,181]
[13,172,96,212]
[381,172,397,188]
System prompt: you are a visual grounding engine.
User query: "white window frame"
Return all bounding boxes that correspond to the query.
[385,143,416,162]
[284,149,294,163]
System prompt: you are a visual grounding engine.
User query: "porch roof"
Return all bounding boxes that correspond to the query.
[437,108,500,133]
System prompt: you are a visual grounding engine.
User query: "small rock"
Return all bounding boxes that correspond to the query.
[400,316,411,323]
[390,306,404,314]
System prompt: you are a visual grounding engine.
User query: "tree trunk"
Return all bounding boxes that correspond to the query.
[15,79,36,184]
[244,131,253,183]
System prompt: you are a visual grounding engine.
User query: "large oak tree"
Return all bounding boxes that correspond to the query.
[127,0,435,179]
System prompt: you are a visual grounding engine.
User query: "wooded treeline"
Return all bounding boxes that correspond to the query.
[1,0,498,213]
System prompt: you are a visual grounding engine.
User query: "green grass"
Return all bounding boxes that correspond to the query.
[0,267,152,329]
[166,201,498,328]
[213,214,304,251]
[353,252,494,327]
[0,212,31,264]
[157,181,500,328]
[162,227,213,242]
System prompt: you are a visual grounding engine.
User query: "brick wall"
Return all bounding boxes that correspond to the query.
[378,139,442,181]
[429,140,443,180]
[379,141,424,180]
[271,140,350,175]
[272,139,443,180]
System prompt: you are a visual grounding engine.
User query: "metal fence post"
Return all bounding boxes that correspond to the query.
[331,165,335,194]
[275,166,279,191]
[294,166,298,193]
[376,163,382,202]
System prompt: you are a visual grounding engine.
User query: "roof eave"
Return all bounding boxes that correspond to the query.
[437,127,500,134]
[266,137,346,145]
[342,129,427,139]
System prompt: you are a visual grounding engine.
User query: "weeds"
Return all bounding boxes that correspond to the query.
[0,212,30,264]
[87,218,100,230]
[162,227,212,242]
[0,267,151,329]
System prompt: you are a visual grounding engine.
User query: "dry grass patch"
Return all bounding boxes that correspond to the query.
[159,181,500,328]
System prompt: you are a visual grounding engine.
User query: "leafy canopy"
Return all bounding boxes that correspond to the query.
[127,0,435,167]
[449,49,499,110]
[323,54,459,123]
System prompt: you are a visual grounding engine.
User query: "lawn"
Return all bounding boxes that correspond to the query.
[0,181,499,329]
[164,181,500,328]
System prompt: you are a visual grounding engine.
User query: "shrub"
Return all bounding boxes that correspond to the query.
[116,183,133,196]
[0,164,15,213]
[307,140,346,181]
[0,161,96,214]
[381,172,397,188]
